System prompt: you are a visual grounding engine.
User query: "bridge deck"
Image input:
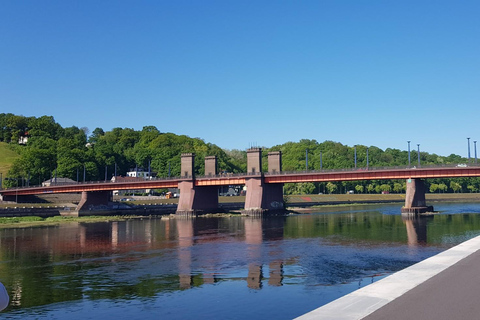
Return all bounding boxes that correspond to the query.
[1,165,480,197]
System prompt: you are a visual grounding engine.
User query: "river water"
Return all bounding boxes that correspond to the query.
[1,202,480,319]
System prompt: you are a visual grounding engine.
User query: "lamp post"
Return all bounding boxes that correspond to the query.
[83,164,86,182]
[467,137,471,163]
[354,145,357,169]
[417,144,420,167]
[366,147,369,169]
[474,141,477,164]
[306,149,309,171]
[320,151,323,170]
[407,141,411,167]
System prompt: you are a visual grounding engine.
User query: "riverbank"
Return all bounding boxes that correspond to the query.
[0,193,479,228]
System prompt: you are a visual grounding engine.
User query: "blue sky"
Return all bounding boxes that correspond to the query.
[1,0,479,158]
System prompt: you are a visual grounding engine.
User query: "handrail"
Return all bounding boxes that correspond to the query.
[1,163,479,191]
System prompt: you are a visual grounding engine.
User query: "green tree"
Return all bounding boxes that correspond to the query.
[367,184,374,194]
[355,185,364,194]
[326,182,337,194]
[450,181,462,193]
[393,182,404,193]
[467,185,477,193]
[438,183,448,193]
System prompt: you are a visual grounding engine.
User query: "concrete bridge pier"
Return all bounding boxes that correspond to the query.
[76,190,113,212]
[176,154,219,217]
[401,178,434,215]
[243,149,285,216]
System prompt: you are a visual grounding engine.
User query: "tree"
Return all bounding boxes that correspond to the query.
[355,185,364,194]
[430,183,439,193]
[467,185,477,193]
[438,183,448,193]
[380,184,391,193]
[326,182,337,194]
[393,182,404,193]
[450,181,462,193]
[367,184,374,194]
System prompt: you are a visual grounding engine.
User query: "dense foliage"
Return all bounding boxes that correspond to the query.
[1,113,478,193]
[265,139,478,194]
[0,113,244,187]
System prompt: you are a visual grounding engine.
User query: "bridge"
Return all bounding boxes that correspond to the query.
[1,148,480,216]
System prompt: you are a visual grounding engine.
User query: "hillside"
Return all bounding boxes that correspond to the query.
[0,142,20,178]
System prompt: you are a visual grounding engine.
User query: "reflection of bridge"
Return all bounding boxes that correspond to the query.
[1,148,480,216]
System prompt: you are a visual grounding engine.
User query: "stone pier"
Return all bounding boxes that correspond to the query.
[243,149,284,216]
[401,178,434,215]
[176,154,219,216]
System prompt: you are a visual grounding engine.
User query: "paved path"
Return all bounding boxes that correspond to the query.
[296,235,480,320]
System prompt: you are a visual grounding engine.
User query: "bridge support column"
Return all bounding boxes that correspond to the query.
[76,190,112,212]
[176,154,219,217]
[176,182,219,217]
[401,179,433,215]
[243,149,284,216]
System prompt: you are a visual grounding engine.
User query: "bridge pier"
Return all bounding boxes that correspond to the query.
[176,154,219,217]
[76,190,113,212]
[243,149,284,216]
[401,178,434,215]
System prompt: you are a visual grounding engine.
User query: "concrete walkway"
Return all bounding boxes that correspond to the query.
[296,235,480,320]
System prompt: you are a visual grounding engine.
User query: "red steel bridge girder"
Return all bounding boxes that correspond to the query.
[2,167,480,197]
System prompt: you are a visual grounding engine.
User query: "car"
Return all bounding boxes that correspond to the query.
[457,164,467,167]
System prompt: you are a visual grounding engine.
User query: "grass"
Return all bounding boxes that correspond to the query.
[0,215,141,228]
[0,142,20,178]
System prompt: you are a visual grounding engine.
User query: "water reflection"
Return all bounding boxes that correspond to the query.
[2,207,480,319]
[404,216,429,246]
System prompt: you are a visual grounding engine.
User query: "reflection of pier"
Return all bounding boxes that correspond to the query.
[174,216,286,290]
[403,216,429,246]
[177,218,194,289]
[244,217,285,288]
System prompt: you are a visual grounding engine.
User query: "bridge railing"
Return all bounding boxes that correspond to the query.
[2,163,479,191]
[0,175,184,191]
[264,163,480,176]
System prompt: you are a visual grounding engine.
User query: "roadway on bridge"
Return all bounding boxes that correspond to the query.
[296,234,480,320]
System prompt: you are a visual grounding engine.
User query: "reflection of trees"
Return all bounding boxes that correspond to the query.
[4,212,480,311]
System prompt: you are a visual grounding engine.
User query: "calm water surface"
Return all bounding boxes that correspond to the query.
[2,202,480,319]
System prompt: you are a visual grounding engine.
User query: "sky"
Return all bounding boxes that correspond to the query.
[1,0,479,158]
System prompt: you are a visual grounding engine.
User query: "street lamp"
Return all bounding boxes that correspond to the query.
[407,141,411,167]
[417,144,420,167]
[354,145,357,169]
[306,149,309,171]
[467,137,471,163]
[474,141,477,164]
[320,151,323,170]
[366,147,369,169]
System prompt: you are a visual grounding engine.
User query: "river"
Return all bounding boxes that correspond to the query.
[1,202,480,319]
